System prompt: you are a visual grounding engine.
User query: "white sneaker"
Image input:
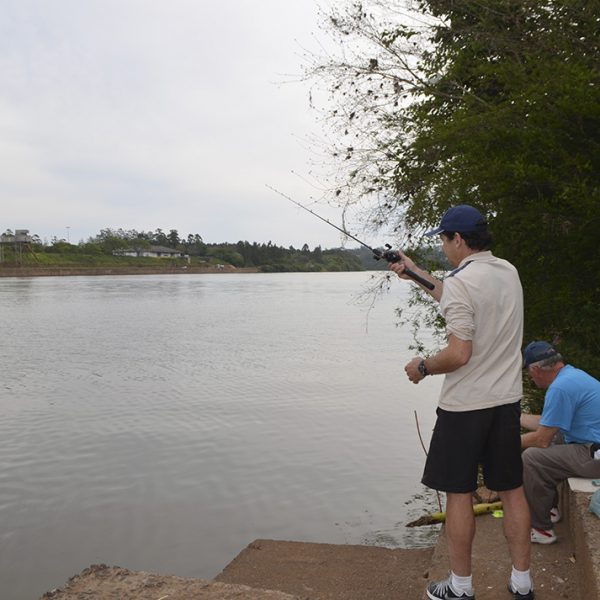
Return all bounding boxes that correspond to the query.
[531,527,557,544]
[550,507,561,523]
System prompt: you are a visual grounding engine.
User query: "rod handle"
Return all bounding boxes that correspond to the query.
[379,249,435,291]
[404,267,435,290]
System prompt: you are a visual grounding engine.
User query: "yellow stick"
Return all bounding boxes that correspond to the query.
[406,501,503,527]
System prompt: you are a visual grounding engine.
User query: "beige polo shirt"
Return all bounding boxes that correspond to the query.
[438,251,523,411]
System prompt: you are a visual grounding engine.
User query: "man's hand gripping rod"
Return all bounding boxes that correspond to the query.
[268,185,435,290]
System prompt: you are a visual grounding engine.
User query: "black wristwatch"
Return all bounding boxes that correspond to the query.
[418,359,429,378]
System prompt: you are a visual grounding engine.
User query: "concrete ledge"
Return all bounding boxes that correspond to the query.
[568,476,600,493]
[215,539,433,599]
[566,480,600,600]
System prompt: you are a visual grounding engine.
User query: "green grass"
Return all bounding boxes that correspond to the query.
[0,250,191,269]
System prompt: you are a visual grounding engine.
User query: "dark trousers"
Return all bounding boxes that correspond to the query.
[522,443,600,529]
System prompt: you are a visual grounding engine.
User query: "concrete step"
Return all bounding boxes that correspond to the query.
[216,511,583,600]
[215,539,433,599]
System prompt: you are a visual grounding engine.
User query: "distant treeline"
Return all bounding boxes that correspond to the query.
[82,228,444,271]
[89,228,367,271]
[208,241,365,272]
[2,227,446,272]
[0,227,369,272]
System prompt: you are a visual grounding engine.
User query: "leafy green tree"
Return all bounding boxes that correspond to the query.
[131,237,151,255]
[311,0,600,373]
[48,239,73,254]
[184,234,206,255]
[89,229,127,253]
[153,228,168,246]
[78,242,104,255]
[167,229,180,248]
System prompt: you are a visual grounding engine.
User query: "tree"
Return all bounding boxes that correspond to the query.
[91,228,130,253]
[184,234,206,256]
[167,229,180,248]
[310,0,600,372]
[153,228,168,246]
[131,237,151,254]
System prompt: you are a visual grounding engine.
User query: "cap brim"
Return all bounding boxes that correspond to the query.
[424,226,444,237]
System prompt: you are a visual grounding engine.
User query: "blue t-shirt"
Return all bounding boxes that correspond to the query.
[540,365,600,443]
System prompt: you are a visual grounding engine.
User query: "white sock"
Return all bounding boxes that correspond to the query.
[511,566,533,593]
[451,571,474,594]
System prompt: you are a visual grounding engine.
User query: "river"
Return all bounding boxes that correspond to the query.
[0,272,442,599]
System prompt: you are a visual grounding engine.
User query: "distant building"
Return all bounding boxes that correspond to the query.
[0,229,34,264]
[114,248,139,257]
[1,229,33,244]
[139,245,188,259]
[113,245,189,260]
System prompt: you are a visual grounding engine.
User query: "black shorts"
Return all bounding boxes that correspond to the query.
[422,401,523,493]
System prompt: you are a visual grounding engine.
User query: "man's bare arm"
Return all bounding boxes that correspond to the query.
[389,250,443,302]
[520,414,541,431]
[405,334,472,383]
[521,425,559,449]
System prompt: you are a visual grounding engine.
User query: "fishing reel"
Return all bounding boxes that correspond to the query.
[373,244,401,264]
[373,245,435,290]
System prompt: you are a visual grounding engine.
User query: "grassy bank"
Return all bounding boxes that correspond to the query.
[0,244,365,274]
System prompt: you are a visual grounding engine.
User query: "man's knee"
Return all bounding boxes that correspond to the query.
[521,447,543,468]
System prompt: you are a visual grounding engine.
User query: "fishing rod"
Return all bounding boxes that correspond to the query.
[267,185,435,290]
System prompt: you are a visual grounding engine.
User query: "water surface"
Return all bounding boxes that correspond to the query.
[0,272,442,598]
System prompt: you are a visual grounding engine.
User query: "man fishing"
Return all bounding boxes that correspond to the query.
[389,205,533,600]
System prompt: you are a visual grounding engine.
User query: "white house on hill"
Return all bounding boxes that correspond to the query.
[113,245,189,260]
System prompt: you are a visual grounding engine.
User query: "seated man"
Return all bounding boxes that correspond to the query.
[521,341,600,543]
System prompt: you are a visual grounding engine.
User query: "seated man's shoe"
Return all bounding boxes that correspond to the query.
[507,581,534,599]
[426,575,475,599]
[550,507,561,523]
[530,527,557,544]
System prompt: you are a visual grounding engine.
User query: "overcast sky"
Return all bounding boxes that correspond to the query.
[0,0,363,249]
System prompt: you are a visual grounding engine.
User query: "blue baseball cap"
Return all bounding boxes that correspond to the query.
[424,205,487,237]
[523,341,559,368]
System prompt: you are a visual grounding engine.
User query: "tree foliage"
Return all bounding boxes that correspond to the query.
[309,0,600,373]
[91,228,206,255]
[210,241,364,272]
[7,230,364,273]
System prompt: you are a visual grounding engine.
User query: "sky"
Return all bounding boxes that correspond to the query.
[0,0,362,249]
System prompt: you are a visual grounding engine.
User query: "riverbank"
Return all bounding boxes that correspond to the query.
[0,265,259,277]
[41,479,599,599]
